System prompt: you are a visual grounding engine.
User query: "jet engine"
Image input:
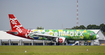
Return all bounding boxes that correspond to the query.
[56,37,66,43]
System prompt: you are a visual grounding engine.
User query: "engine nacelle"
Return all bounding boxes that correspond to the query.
[56,37,66,43]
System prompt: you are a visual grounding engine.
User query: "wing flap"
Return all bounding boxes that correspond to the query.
[32,33,58,41]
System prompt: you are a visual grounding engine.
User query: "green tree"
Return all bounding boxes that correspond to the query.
[37,26,44,29]
[87,24,99,29]
[72,25,86,29]
[37,26,40,29]
[72,26,79,29]
[71,24,105,32]
[87,24,92,29]
[91,25,99,29]
[100,23,105,32]
[79,25,86,29]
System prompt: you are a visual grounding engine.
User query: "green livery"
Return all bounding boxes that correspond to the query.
[29,29,97,40]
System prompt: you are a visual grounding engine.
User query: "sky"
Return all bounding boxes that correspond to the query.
[0,0,105,30]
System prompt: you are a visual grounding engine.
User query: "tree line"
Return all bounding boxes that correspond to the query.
[37,26,44,29]
[71,23,105,32]
[36,23,105,32]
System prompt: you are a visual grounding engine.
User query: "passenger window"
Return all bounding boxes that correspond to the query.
[34,31,38,33]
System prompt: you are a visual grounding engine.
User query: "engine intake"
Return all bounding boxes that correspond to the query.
[56,37,66,43]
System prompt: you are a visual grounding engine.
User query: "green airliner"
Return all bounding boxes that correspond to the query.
[7,14,99,43]
[29,29,99,43]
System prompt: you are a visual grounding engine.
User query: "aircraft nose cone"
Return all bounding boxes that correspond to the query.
[96,35,99,39]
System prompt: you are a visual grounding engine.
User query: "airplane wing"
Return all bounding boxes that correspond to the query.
[35,33,58,40]
[29,32,66,43]
[29,33,59,41]
[34,33,59,38]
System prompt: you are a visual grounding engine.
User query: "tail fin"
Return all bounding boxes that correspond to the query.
[8,14,25,31]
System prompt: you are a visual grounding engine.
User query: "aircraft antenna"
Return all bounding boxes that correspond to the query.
[76,0,79,26]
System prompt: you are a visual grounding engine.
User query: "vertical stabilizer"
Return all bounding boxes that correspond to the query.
[8,14,25,32]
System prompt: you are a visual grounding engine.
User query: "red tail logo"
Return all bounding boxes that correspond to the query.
[8,14,24,33]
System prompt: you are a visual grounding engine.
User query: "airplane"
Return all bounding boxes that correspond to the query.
[7,14,99,44]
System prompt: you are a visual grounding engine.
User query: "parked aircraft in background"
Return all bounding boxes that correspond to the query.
[7,14,99,44]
